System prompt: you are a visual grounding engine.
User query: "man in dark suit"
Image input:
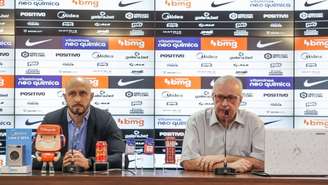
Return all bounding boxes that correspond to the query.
[33,77,125,171]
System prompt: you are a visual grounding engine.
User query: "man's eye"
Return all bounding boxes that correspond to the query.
[68,92,76,96]
[228,95,239,100]
[79,91,87,96]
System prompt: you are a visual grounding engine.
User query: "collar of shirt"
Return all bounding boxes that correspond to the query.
[209,108,245,127]
[67,107,90,154]
[67,107,91,125]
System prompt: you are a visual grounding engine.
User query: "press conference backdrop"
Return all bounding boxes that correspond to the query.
[0,0,327,168]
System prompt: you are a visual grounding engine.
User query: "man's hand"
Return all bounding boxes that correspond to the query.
[63,150,90,170]
[197,155,225,171]
[227,159,252,173]
[72,150,89,170]
[63,151,73,167]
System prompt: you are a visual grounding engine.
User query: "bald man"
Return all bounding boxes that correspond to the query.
[33,77,125,172]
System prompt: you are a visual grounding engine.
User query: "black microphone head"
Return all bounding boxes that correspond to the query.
[224,110,229,116]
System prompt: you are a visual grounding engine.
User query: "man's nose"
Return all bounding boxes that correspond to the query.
[74,95,81,102]
[221,98,228,105]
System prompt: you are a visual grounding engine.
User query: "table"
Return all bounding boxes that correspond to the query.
[0,170,327,185]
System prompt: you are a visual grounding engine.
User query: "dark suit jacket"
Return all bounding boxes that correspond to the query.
[33,106,125,171]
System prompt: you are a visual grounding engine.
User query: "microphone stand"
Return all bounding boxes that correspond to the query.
[214,110,235,175]
[65,129,78,173]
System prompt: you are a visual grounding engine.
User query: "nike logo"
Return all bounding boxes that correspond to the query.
[264,120,280,125]
[25,39,52,47]
[256,40,282,48]
[118,0,142,7]
[118,79,144,86]
[304,0,327,7]
[210,80,215,87]
[211,0,234,7]
[25,119,42,126]
[304,79,328,87]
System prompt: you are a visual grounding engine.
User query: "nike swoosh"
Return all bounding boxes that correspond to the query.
[256,40,282,48]
[118,79,144,86]
[25,39,52,47]
[264,120,280,125]
[118,0,142,7]
[25,119,42,126]
[210,80,215,87]
[211,0,234,7]
[304,0,327,7]
[304,79,328,87]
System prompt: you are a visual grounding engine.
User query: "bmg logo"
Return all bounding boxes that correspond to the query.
[0,79,4,87]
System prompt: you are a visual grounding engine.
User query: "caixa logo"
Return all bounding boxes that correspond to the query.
[0,121,12,126]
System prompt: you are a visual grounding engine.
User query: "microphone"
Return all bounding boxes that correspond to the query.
[65,128,78,173]
[214,110,235,175]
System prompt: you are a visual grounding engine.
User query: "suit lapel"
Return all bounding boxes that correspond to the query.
[62,107,69,153]
[85,106,95,156]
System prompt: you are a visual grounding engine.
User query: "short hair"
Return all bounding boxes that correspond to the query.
[212,75,243,91]
[64,77,92,92]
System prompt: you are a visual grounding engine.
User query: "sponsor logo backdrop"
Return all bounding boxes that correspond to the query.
[0,0,327,167]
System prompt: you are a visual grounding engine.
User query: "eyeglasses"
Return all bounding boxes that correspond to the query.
[213,94,239,103]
